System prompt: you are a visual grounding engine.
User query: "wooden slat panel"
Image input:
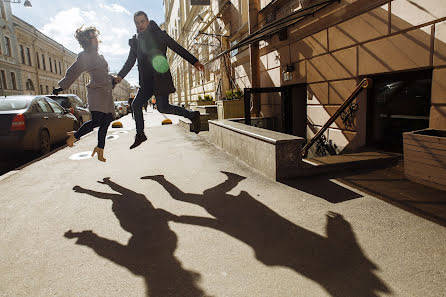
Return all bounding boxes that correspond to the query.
[404,132,446,145]
[403,139,446,151]
[404,143,446,157]
[404,149,446,168]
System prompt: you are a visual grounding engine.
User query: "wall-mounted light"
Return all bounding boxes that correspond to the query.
[282,64,295,82]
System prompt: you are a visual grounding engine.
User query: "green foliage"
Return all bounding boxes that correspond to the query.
[198,94,213,101]
[225,89,243,100]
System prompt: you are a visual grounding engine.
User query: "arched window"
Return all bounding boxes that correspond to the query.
[25,79,35,91]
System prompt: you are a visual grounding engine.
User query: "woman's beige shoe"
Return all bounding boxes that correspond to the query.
[66,131,76,147]
[91,147,106,162]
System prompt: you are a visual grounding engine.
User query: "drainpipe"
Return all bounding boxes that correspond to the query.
[248,0,260,117]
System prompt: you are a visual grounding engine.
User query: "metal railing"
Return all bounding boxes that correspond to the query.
[302,78,373,157]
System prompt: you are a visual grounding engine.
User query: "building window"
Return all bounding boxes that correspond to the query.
[1,3,6,20]
[36,52,40,69]
[20,45,25,64]
[58,61,61,74]
[11,72,17,90]
[54,59,57,73]
[26,48,32,66]
[42,54,46,70]
[49,58,52,72]
[1,70,7,89]
[40,85,43,94]
[45,86,49,94]
[25,79,34,91]
[5,37,11,57]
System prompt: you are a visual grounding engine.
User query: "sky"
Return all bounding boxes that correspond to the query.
[11,0,166,87]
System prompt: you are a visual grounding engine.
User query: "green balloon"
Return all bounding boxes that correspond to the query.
[152,55,169,73]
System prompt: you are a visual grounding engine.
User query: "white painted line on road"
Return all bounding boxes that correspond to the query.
[69,151,93,160]
[0,170,19,182]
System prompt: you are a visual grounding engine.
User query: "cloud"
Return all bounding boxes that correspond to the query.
[39,6,138,86]
[99,3,131,15]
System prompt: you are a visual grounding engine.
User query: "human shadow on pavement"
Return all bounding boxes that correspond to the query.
[65,177,210,297]
[142,171,392,297]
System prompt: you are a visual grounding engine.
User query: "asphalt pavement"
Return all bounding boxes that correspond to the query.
[0,108,445,297]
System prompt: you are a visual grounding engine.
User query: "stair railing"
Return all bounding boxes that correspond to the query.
[302,77,373,157]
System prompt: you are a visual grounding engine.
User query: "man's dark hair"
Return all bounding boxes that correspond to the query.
[134,11,148,20]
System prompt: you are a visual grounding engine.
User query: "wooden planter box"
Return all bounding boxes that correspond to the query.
[217,99,244,120]
[197,100,215,106]
[403,129,446,191]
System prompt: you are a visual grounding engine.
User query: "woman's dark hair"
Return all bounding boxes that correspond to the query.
[75,25,99,51]
[134,11,148,20]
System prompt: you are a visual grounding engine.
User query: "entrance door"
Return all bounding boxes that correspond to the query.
[367,70,431,152]
[283,84,307,140]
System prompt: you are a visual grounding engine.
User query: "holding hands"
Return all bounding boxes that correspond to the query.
[194,61,205,71]
[52,87,63,95]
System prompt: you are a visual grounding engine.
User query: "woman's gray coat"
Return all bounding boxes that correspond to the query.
[58,51,115,114]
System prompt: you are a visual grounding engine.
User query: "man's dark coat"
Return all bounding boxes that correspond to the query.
[118,21,198,96]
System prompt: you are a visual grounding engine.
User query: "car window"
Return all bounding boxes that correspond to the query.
[71,96,83,107]
[52,97,71,108]
[29,103,43,113]
[36,99,52,113]
[46,98,64,114]
[0,98,30,111]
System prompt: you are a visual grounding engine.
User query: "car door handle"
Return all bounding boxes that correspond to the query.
[43,116,49,120]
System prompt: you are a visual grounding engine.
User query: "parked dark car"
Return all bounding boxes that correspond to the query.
[46,94,91,125]
[0,95,78,155]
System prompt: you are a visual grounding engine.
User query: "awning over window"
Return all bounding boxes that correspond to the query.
[207,0,339,64]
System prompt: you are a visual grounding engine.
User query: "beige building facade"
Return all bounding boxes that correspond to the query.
[0,1,132,104]
[165,0,446,156]
[12,16,88,101]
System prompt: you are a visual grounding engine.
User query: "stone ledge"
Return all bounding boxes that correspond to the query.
[208,120,305,180]
[209,120,301,145]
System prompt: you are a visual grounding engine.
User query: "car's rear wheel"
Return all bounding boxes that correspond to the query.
[39,130,51,155]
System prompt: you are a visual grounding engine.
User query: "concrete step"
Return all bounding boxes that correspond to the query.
[301,151,403,177]
[179,115,210,132]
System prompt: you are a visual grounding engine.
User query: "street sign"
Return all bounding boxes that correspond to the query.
[191,0,210,5]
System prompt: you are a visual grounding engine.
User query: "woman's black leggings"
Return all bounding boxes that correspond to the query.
[74,111,113,149]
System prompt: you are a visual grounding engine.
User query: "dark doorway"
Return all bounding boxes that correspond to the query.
[283,84,307,139]
[366,70,432,152]
[244,84,307,139]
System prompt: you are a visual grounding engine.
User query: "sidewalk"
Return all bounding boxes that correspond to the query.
[0,111,445,297]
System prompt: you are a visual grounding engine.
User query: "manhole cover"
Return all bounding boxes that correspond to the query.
[69,151,92,160]
[106,135,119,140]
[113,131,128,134]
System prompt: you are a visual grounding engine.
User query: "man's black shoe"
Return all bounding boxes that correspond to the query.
[130,133,147,149]
[191,111,201,134]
